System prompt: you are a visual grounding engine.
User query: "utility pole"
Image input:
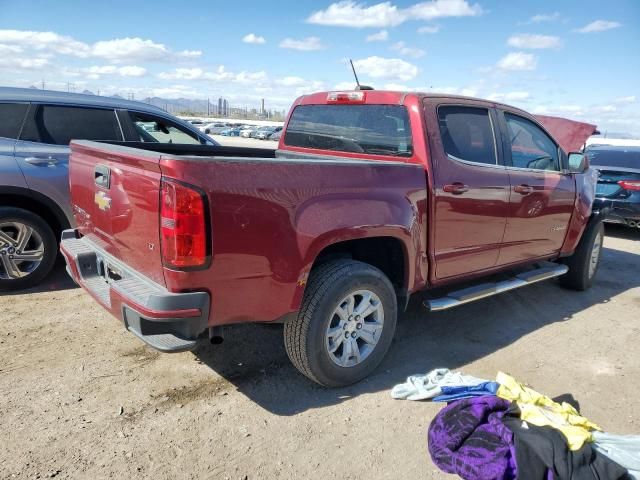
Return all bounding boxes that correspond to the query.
[41,79,45,90]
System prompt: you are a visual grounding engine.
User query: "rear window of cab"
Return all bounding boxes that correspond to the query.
[284,104,413,157]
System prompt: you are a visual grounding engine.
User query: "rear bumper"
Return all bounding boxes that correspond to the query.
[595,197,640,224]
[60,229,209,352]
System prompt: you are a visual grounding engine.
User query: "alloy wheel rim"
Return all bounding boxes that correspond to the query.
[325,289,384,368]
[588,231,602,279]
[0,222,45,280]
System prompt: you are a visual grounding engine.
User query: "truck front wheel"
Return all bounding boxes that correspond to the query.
[558,219,604,291]
[284,260,397,387]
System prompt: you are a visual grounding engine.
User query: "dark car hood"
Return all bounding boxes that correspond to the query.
[535,115,598,153]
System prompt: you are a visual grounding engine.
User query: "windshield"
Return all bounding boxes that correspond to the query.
[586,148,640,169]
[284,104,413,157]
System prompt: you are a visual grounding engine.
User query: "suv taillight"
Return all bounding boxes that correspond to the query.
[160,179,209,269]
[618,180,640,191]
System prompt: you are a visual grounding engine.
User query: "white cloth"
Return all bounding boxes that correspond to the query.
[391,368,488,401]
[593,431,640,479]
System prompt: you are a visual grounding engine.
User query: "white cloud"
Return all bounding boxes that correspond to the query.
[366,30,388,42]
[91,37,200,62]
[574,20,621,33]
[0,30,89,56]
[157,65,269,85]
[242,33,266,44]
[615,96,636,104]
[276,76,307,87]
[0,56,49,69]
[81,65,146,78]
[407,0,482,20]
[352,56,418,81]
[390,41,425,58]
[0,29,201,63]
[487,91,530,102]
[418,25,440,34]
[307,0,482,28]
[497,52,537,71]
[279,36,325,51]
[158,68,204,80]
[528,12,560,23]
[507,34,561,49]
[117,65,146,77]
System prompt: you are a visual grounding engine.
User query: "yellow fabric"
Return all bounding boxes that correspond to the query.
[496,372,601,450]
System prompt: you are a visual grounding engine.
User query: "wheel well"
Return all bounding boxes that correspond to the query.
[312,236,408,302]
[0,193,69,241]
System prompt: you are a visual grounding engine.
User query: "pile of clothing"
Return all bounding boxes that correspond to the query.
[392,369,640,480]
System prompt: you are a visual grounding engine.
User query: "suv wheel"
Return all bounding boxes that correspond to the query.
[559,219,604,291]
[0,207,57,291]
[284,260,397,387]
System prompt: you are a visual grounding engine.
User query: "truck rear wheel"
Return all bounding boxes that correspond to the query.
[0,207,57,291]
[558,219,604,291]
[284,260,397,387]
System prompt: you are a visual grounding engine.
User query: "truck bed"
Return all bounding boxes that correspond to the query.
[63,140,428,335]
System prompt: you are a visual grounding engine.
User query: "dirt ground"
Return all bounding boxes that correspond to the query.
[1,225,638,480]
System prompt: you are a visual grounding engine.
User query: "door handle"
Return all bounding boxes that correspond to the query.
[443,183,470,195]
[514,184,533,195]
[24,156,60,166]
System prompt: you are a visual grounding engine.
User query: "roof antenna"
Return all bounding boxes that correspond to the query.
[349,59,374,91]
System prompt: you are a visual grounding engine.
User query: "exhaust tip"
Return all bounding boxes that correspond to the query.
[209,326,224,345]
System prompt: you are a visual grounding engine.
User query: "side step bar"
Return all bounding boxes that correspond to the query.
[424,264,568,312]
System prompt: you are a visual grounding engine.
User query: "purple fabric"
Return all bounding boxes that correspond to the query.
[428,396,517,480]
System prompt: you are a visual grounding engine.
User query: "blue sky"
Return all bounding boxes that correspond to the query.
[1,0,639,134]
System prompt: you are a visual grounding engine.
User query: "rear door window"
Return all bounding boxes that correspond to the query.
[437,106,497,165]
[0,103,29,140]
[284,104,412,157]
[19,104,122,145]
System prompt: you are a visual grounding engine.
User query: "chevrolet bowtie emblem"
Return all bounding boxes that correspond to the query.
[95,191,112,211]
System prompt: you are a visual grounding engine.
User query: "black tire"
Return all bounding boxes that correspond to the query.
[284,260,397,387]
[0,207,58,291]
[558,219,604,291]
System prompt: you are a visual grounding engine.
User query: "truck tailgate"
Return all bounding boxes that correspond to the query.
[69,141,166,286]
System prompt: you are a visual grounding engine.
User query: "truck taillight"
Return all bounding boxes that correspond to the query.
[327,91,366,103]
[160,179,209,269]
[618,180,640,191]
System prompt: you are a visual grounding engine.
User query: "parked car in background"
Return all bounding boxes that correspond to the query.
[0,87,218,291]
[240,126,257,138]
[220,127,242,136]
[269,130,282,142]
[586,145,640,229]
[204,122,231,135]
[254,126,283,140]
[61,89,602,387]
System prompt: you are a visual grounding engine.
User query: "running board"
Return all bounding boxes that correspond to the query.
[424,264,568,312]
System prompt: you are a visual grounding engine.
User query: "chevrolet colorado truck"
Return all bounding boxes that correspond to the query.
[61,90,602,387]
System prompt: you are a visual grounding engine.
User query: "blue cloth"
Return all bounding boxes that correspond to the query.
[432,382,499,402]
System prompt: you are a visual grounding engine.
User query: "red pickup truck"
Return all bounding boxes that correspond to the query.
[61,90,602,387]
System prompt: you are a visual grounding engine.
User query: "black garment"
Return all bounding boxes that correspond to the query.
[501,406,629,480]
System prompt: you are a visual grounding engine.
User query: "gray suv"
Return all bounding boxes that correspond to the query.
[0,87,217,291]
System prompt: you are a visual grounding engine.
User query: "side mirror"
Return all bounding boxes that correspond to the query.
[568,152,589,174]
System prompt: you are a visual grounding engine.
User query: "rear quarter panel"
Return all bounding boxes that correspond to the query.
[159,156,428,326]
